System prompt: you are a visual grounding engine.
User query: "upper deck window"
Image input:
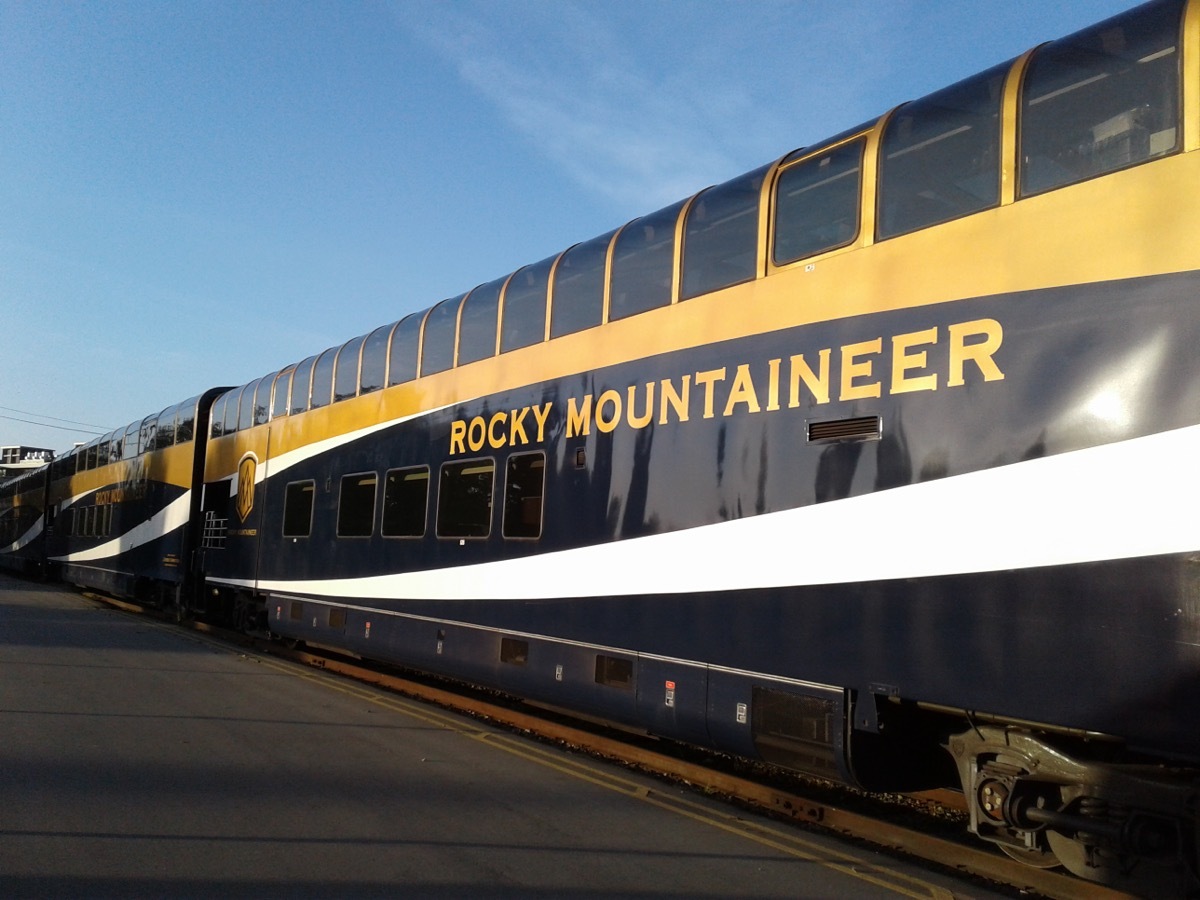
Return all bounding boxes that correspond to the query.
[289,357,316,416]
[122,421,140,457]
[237,379,259,432]
[359,322,393,395]
[681,166,766,300]
[140,415,157,454]
[458,278,504,365]
[309,348,336,410]
[155,406,178,449]
[388,313,422,386]
[550,231,612,338]
[334,335,365,402]
[271,368,293,420]
[251,379,270,426]
[878,63,1006,239]
[501,257,552,352]
[177,397,197,442]
[421,296,462,377]
[1020,0,1182,196]
[609,201,685,322]
[222,386,244,435]
[773,138,865,265]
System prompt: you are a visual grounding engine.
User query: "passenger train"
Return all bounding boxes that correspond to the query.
[3,0,1199,888]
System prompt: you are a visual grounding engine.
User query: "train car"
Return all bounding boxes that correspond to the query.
[0,465,50,576]
[192,0,1198,888]
[46,390,225,608]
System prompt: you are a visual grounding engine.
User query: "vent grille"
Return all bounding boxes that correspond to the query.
[807,415,881,443]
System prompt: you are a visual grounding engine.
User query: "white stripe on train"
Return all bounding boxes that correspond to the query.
[233,424,1200,602]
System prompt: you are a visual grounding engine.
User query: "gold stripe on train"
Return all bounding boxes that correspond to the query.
[58,441,199,497]
[206,147,1200,475]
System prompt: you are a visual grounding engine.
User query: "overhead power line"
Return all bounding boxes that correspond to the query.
[0,413,107,436]
[0,405,112,433]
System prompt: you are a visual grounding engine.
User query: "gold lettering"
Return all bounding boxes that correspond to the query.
[450,420,467,456]
[447,316,1006,455]
[595,389,622,433]
[695,368,727,419]
[627,383,654,429]
[789,349,831,407]
[840,338,883,401]
[566,395,592,437]
[509,407,529,445]
[766,358,781,411]
[891,327,939,394]
[723,364,761,416]
[467,416,487,452]
[531,402,552,442]
[487,411,508,449]
[948,319,1005,386]
[659,376,690,424]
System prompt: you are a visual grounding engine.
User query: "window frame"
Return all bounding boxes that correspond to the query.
[359,322,394,395]
[309,347,337,410]
[336,471,378,538]
[500,257,554,353]
[388,314,423,386]
[680,165,767,300]
[502,451,546,540]
[436,457,496,539]
[282,479,317,539]
[1017,0,1184,197]
[550,231,614,338]
[771,135,867,269]
[420,296,463,377]
[289,356,317,416]
[334,335,365,403]
[457,277,505,366]
[876,62,1007,241]
[381,465,430,539]
[607,200,686,323]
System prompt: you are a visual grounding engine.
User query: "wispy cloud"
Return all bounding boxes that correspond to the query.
[388,1,894,214]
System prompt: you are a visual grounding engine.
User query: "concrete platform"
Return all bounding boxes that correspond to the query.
[0,573,1009,898]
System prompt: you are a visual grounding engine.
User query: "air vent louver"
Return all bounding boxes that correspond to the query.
[807,415,881,443]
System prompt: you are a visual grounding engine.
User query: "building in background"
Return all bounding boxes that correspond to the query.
[0,446,54,483]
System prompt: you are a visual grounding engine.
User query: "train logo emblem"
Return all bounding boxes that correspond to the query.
[236,454,257,523]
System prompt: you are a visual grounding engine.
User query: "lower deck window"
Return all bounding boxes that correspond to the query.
[437,459,494,538]
[337,473,377,537]
[595,654,633,689]
[283,481,315,538]
[503,452,545,539]
[500,637,529,666]
[382,466,429,537]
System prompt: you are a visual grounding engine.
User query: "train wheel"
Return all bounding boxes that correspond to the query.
[998,842,1059,868]
[1045,830,1185,894]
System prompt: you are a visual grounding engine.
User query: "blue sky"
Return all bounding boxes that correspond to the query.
[1,0,1135,451]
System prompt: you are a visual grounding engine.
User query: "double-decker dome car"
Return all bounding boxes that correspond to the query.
[4,1,1199,890]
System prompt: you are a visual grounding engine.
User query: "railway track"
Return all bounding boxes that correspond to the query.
[90,592,1136,900]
